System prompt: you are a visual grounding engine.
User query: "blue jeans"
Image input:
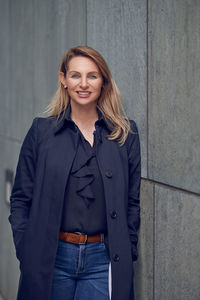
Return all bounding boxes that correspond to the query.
[51,235,110,300]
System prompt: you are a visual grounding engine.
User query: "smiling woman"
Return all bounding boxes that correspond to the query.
[59,56,104,145]
[9,46,141,300]
[46,46,132,145]
[61,56,103,111]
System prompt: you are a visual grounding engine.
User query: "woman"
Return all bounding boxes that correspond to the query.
[9,46,141,300]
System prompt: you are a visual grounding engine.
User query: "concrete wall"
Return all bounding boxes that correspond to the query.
[148,0,200,194]
[87,0,147,177]
[1,0,200,299]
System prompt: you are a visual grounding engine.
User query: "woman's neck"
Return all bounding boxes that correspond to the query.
[70,102,98,128]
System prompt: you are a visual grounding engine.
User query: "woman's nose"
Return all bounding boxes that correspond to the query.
[80,76,89,89]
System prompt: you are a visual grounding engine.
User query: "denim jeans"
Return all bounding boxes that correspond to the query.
[51,235,110,300]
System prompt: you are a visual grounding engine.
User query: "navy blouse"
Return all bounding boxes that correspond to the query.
[60,104,108,235]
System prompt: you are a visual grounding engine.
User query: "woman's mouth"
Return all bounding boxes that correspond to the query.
[76,91,91,98]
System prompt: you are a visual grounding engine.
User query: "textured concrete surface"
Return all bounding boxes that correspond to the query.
[0,137,21,300]
[134,180,154,300]
[87,0,147,177]
[0,0,10,143]
[0,0,87,142]
[33,0,87,117]
[154,185,200,299]
[0,0,35,142]
[148,0,200,193]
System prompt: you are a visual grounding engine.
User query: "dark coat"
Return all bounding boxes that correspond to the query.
[9,109,141,300]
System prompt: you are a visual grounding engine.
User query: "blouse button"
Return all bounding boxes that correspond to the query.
[113,254,120,262]
[110,210,117,219]
[105,170,112,178]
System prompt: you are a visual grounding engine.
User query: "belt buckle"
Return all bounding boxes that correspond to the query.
[74,232,88,244]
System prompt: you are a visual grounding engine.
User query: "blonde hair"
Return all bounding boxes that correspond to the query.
[44,46,131,145]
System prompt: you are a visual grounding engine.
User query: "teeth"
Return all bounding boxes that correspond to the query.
[78,92,90,95]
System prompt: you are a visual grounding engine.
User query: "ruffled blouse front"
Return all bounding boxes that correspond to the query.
[71,134,96,208]
[60,104,107,235]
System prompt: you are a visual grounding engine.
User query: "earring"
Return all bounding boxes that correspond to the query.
[64,85,68,89]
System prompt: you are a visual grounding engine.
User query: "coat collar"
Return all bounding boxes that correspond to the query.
[54,103,113,135]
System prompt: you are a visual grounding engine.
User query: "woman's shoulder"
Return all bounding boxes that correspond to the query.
[124,119,140,152]
[33,115,57,126]
[27,115,58,142]
[129,119,138,133]
[34,113,63,126]
[29,115,55,130]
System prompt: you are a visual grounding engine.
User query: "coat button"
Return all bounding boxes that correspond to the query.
[105,170,112,178]
[110,210,117,219]
[113,254,120,262]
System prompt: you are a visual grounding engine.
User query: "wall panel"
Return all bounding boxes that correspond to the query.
[134,180,154,300]
[87,0,147,176]
[155,185,200,299]
[149,0,200,193]
[0,138,21,300]
[0,0,87,142]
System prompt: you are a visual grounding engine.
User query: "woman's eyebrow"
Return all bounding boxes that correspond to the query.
[88,71,100,74]
[68,70,100,74]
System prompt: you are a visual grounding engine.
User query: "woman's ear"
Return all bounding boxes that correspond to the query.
[59,72,67,86]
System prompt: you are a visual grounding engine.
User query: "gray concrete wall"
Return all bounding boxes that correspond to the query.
[87,0,147,177]
[1,0,200,299]
[148,0,200,194]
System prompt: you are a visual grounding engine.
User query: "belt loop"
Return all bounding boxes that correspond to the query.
[101,233,104,244]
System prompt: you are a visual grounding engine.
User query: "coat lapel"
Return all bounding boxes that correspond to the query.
[96,129,126,210]
[45,126,80,242]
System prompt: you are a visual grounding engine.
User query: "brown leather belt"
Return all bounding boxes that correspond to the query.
[59,232,102,244]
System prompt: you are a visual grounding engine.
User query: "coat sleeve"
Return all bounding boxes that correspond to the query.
[127,120,141,261]
[8,118,38,260]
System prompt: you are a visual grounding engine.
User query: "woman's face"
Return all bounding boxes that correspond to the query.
[61,56,103,107]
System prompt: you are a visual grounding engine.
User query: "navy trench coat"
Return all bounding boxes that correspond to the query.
[9,109,141,300]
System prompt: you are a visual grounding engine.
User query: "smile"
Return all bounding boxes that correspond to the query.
[76,91,91,97]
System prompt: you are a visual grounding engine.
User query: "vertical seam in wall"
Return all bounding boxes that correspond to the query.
[153,182,156,300]
[33,0,36,116]
[85,0,87,45]
[146,0,149,179]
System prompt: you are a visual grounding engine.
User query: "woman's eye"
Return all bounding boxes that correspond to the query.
[71,74,80,78]
[89,74,97,79]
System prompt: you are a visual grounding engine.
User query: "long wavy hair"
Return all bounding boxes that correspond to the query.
[44,46,131,145]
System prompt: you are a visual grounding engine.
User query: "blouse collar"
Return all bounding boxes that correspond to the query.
[54,103,113,135]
